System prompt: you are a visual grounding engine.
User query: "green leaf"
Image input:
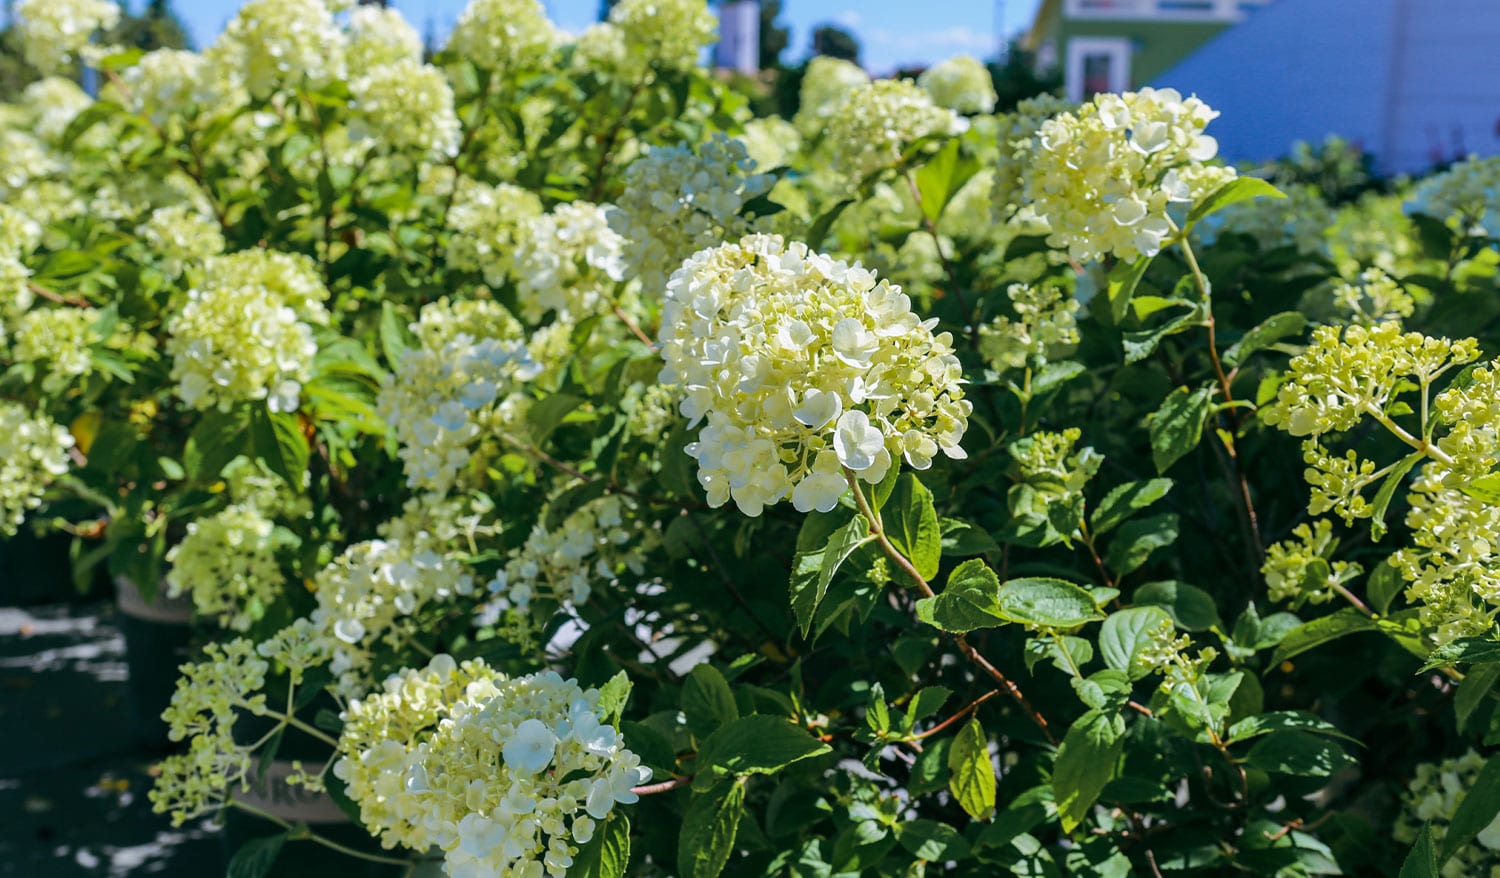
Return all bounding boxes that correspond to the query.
[947,718,996,821]
[914,559,1007,633]
[1107,256,1153,325]
[1269,608,1380,665]
[575,811,632,878]
[596,671,632,728]
[1226,711,1357,745]
[683,665,740,741]
[1244,730,1356,777]
[996,577,1104,629]
[906,686,953,726]
[1419,637,1500,671]
[1102,513,1179,576]
[1148,386,1213,473]
[940,518,1001,556]
[678,781,744,878]
[915,138,980,224]
[1133,581,1221,632]
[1460,473,1500,504]
[1223,311,1307,367]
[1053,708,1126,834]
[1186,177,1285,228]
[807,199,855,250]
[886,474,941,581]
[527,393,586,445]
[789,513,871,636]
[1399,824,1440,878]
[379,301,415,367]
[695,715,831,779]
[1090,479,1173,536]
[1368,559,1405,616]
[184,408,248,482]
[897,819,972,862]
[1371,451,1424,540]
[1099,606,1172,680]
[1455,663,1500,734]
[249,406,308,487]
[227,834,286,878]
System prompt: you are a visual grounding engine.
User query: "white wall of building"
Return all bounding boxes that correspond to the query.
[715,1,761,74]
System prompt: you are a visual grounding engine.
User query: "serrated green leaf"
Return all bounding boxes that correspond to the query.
[1186,177,1285,228]
[1107,257,1153,325]
[1371,451,1424,540]
[996,577,1103,629]
[789,513,870,636]
[915,138,980,224]
[575,811,632,878]
[807,199,855,250]
[1133,580,1221,632]
[897,818,972,862]
[915,559,1007,633]
[1244,730,1355,777]
[1269,608,1380,665]
[1148,386,1213,473]
[1223,311,1307,367]
[679,781,743,878]
[682,664,739,741]
[379,301,415,367]
[1102,513,1178,576]
[1368,559,1405,615]
[695,715,831,779]
[249,406,308,488]
[1419,637,1500,671]
[1226,711,1357,744]
[1091,479,1174,536]
[887,474,941,581]
[948,718,996,821]
[596,671,632,728]
[1099,606,1172,680]
[184,408,248,482]
[227,834,286,878]
[1461,473,1500,504]
[1399,824,1440,878]
[527,393,586,445]
[1456,663,1500,733]
[1053,708,1126,834]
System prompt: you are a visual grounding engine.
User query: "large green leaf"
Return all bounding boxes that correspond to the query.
[1107,257,1153,325]
[948,717,997,821]
[915,138,981,224]
[1185,177,1285,228]
[1225,711,1357,745]
[695,715,831,780]
[788,513,871,636]
[1440,751,1500,864]
[1243,730,1356,777]
[1099,606,1172,680]
[897,819,972,862]
[1133,581,1221,632]
[575,811,631,878]
[914,559,1007,633]
[249,406,309,487]
[1222,311,1307,367]
[678,781,744,878]
[996,577,1104,629]
[1102,513,1179,576]
[184,408,249,482]
[1053,708,1126,833]
[1090,479,1173,536]
[227,834,287,878]
[1399,824,1440,878]
[1269,608,1380,665]
[682,664,739,740]
[1148,386,1213,474]
[886,474,941,581]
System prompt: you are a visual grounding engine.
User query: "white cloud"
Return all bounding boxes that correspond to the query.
[868,26,994,53]
[834,9,863,29]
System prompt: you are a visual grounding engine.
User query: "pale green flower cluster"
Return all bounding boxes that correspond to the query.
[310,498,481,692]
[445,180,544,288]
[0,130,64,197]
[1205,182,1333,255]
[608,134,772,292]
[917,55,997,115]
[138,205,225,279]
[515,202,627,323]
[166,250,330,413]
[1017,88,1234,262]
[1392,464,1500,643]
[14,0,121,75]
[333,655,650,878]
[793,57,869,135]
[22,77,93,145]
[347,4,423,70]
[0,401,73,536]
[165,504,282,632]
[10,308,106,392]
[977,283,1080,375]
[1137,618,1218,692]
[446,0,557,73]
[659,234,970,516]
[1409,155,1500,235]
[1394,750,1500,878]
[1009,428,1101,497]
[377,299,539,494]
[822,79,960,183]
[1329,192,1420,277]
[119,50,209,126]
[606,0,719,76]
[204,0,346,98]
[739,117,801,171]
[0,205,41,339]
[1260,519,1362,608]
[349,58,462,158]
[1330,268,1415,326]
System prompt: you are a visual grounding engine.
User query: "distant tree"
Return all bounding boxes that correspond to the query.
[758,0,788,70]
[988,41,1060,113]
[110,0,191,52]
[811,24,859,63]
[599,0,619,21]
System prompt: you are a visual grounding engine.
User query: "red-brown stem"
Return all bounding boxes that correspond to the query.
[28,283,90,308]
[631,775,692,796]
[613,304,654,347]
[912,689,1002,740]
[845,469,1058,745]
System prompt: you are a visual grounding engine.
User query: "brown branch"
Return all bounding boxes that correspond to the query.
[912,688,1002,740]
[631,775,692,796]
[28,283,90,308]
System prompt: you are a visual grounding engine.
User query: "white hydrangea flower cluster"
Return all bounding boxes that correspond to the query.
[1408,155,1500,235]
[333,655,651,878]
[917,55,997,115]
[0,205,41,339]
[1260,519,1362,608]
[0,130,64,199]
[446,0,558,73]
[1204,182,1333,255]
[823,79,961,183]
[0,402,73,537]
[445,179,544,288]
[978,283,1080,376]
[739,117,801,172]
[204,0,345,99]
[793,57,870,135]
[991,95,1074,220]
[22,78,93,145]
[515,202,628,323]
[166,250,330,413]
[659,234,970,516]
[606,0,719,75]
[484,494,651,621]
[1017,88,1235,262]
[347,5,423,69]
[608,135,773,292]
[10,308,106,392]
[1329,268,1415,326]
[1394,750,1500,878]
[138,205,225,279]
[1392,464,1500,644]
[120,50,210,127]
[165,504,282,632]
[349,58,462,158]
[311,499,481,692]
[378,299,540,494]
[14,0,121,75]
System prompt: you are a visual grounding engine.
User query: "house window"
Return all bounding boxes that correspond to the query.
[1066,37,1132,102]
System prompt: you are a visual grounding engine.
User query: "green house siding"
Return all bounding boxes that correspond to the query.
[1060,20,1230,86]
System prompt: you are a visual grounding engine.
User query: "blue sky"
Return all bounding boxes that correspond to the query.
[165,0,1043,75]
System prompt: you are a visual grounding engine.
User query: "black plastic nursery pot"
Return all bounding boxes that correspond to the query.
[114,576,197,750]
[0,529,84,606]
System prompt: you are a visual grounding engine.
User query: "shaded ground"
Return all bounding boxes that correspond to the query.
[0,603,224,876]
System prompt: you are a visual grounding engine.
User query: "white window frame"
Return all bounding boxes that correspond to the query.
[1066,37,1132,102]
